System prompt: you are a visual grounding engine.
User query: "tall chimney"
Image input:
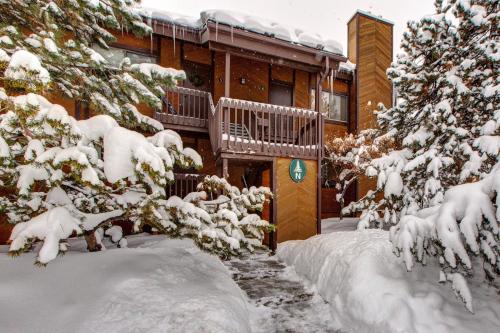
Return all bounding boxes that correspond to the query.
[347,10,394,200]
[348,10,394,132]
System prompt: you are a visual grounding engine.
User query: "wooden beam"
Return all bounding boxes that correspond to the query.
[209,42,322,73]
[222,158,229,179]
[270,158,277,251]
[315,73,323,235]
[219,153,275,162]
[205,22,347,66]
[224,52,231,97]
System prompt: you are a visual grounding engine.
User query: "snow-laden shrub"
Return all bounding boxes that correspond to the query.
[0,93,198,263]
[2,94,273,264]
[191,175,275,258]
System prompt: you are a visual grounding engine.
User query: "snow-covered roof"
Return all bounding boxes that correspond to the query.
[339,60,356,72]
[138,7,344,55]
[348,9,394,25]
[139,8,202,29]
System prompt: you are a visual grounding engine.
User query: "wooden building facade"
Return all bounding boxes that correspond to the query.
[0,10,393,247]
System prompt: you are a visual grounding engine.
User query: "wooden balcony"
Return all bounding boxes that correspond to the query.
[155,86,212,133]
[155,86,323,160]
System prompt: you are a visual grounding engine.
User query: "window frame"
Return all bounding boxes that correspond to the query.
[310,88,349,123]
[93,44,159,68]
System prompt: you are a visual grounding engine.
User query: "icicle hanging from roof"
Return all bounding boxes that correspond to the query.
[150,25,154,53]
[172,24,176,55]
[330,70,333,94]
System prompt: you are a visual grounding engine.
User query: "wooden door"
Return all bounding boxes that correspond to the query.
[269,81,293,106]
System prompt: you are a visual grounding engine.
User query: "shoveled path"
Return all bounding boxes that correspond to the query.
[225,251,340,333]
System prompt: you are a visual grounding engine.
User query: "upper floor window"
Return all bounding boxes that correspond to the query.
[93,45,157,68]
[310,89,348,122]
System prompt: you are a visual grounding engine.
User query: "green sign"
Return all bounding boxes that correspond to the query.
[289,159,306,183]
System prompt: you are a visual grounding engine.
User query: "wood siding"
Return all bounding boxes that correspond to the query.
[348,13,393,199]
[321,78,349,94]
[324,122,348,140]
[348,18,357,63]
[276,158,317,243]
[160,38,181,69]
[354,15,393,131]
[230,55,269,103]
[271,65,293,83]
[294,70,310,109]
[213,52,226,102]
[182,43,211,65]
[114,32,158,53]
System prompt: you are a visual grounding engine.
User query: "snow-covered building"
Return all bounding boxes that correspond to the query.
[0,8,394,248]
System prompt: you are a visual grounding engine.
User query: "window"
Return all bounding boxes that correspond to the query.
[310,89,348,122]
[93,45,157,68]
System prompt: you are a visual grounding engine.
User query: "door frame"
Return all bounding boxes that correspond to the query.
[268,78,295,107]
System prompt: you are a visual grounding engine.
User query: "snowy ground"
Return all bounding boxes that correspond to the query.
[3,221,499,333]
[226,252,339,333]
[0,235,252,333]
[321,217,358,233]
[278,229,500,333]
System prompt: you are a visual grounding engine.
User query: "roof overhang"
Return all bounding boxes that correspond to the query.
[147,19,348,71]
[203,22,346,69]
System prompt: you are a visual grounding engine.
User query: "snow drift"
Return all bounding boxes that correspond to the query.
[278,230,500,333]
[0,236,252,333]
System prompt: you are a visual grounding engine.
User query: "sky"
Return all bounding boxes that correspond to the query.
[141,0,436,58]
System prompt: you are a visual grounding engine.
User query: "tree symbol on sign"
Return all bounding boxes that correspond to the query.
[294,161,302,180]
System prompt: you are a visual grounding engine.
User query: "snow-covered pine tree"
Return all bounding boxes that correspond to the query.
[338,0,498,310]
[0,1,274,264]
[0,90,206,263]
[0,0,184,131]
[1,91,273,265]
[361,0,498,218]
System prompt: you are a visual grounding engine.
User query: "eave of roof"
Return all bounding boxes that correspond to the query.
[146,18,347,70]
[140,8,347,57]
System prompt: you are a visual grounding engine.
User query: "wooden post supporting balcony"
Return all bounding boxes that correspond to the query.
[225,52,231,97]
[222,158,229,179]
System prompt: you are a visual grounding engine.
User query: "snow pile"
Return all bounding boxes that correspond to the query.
[201,10,343,54]
[339,60,356,72]
[212,10,343,53]
[0,236,252,333]
[321,217,358,234]
[278,230,500,333]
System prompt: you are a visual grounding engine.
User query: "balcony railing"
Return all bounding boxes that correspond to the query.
[155,86,323,159]
[155,86,211,131]
[167,173,206,198]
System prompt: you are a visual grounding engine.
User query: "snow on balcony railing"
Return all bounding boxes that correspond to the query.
[211,98,322,159]
[156,87,323,159]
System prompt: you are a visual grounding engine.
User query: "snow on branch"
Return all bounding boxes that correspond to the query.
[391,164,500,312]
[9,207,82,265]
